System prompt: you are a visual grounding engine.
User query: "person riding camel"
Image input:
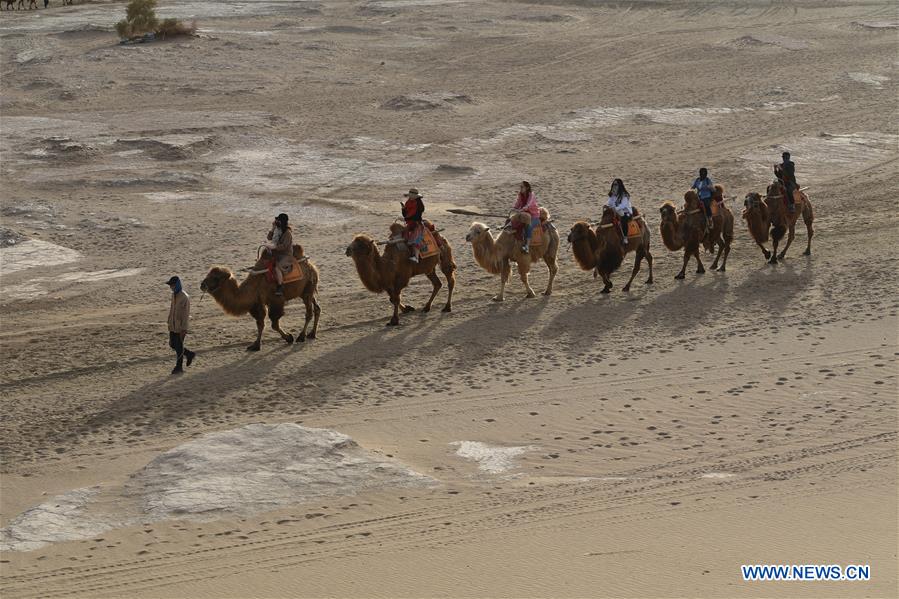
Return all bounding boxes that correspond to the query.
[511,180,540,254]
[691,167,715,232]
[606,178,633,245]
[775,151,798,213]
[264,212,293,296]
[401,188,425,263]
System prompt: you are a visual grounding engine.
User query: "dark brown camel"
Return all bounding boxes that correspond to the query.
[743,181,814,264]
[346,222,455,326]
[567,206,653,293]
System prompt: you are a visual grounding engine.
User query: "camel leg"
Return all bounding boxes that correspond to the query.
[644,246,654,284]
[777,224,796,261]
[387,290,400,326]
[753,238,771,262]
[599,270,613,294]
[710,238,722,270]
[802,204,814,256]
[622,250,643,292]
[296,296,312,342]
[694,248,705,274]
[717,240,731,272]
[519,262,536,298]
[769,236,780,264]
[308,297,321,339]
[441,266,454,313]
[268,302,294,345]
[422,270,442,312]
[675,250,690,280]
[543,255,558,296]
[493,259,510,302]
[247,304,265,351]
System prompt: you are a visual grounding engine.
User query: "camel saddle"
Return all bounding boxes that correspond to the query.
[530,222,546,246]
[266,257,305,284]
[418,226,440,259]
[612,211,643,237]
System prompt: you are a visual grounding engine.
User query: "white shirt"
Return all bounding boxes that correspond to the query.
[607,193,633,217]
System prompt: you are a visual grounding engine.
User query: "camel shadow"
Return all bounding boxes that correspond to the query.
[77,343,300,436]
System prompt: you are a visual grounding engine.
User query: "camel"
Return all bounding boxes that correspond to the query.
[743,180,814,264]
[346,222,455,326]
[464,208,559,301]
[658,188,734,278]
[200,245,320,351]
[567,206,653,293]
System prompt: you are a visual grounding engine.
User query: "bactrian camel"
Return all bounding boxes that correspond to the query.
[200,245,321,351]
[743,180,814,264]
[464,208,559,301]
[568,205,653,293]
[658,188,734,278]
[346,222,455,326]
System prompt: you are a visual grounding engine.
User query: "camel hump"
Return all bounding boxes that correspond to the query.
[292,244,305,259]
[539,207,550,222]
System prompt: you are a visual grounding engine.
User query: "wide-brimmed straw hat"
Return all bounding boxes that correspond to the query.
[404,188,422,200]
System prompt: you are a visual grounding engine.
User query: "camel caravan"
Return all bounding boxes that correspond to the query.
[197,156,814,348]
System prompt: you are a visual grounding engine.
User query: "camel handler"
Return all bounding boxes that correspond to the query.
[401,188,425,263]
[166,276,195,375]
[691,167,715,232]
[775,151,798,213]
[264,213,293,296]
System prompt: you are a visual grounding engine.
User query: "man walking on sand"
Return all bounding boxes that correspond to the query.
[166,276,195,375]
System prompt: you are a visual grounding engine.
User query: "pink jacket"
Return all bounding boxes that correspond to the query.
[514,192,540,219]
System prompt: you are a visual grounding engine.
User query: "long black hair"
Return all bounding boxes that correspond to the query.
[276,213,290,230]
[608,178,628,200]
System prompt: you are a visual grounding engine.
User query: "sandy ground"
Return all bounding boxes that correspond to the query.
[1,0,897,597]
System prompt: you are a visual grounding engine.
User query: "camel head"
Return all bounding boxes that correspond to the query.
[567,221,593,244]
[465,222,490,243]
[659,201,678,223]
[200,266,234,294]
[346,234,377,258]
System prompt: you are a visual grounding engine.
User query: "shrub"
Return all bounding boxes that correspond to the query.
[115,0,195,41]
[156,18,197,39]
[115,0,158,40]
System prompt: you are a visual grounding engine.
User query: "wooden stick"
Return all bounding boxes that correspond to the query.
[446,208,508,218]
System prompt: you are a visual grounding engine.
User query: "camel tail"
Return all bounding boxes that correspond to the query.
[439,242,457,274]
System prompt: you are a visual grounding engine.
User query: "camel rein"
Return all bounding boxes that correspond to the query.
[377,228,444,246]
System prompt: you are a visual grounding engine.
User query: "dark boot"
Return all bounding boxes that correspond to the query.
[185,350,196,367]
[171,358,184,375]
[275,284,284,296]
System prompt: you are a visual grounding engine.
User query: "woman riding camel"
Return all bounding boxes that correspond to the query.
[264,212,293,296]
[402,188,425,263]
[606,178,633,245]
[511,180,540,254]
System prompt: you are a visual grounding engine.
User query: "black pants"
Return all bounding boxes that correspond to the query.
[620,214,631,240]
[169,332,190,368]
[699,196,713,218]
[784,180,797,208]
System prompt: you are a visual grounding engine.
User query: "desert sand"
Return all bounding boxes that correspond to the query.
[1,0,897,597]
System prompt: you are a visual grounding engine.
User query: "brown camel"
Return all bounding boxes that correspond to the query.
[346,222,455,326]
[743,181,814,264]
[200,246,320,351]
[465,208,559,301]
[658,188,734,278]
[567,206,653,293]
